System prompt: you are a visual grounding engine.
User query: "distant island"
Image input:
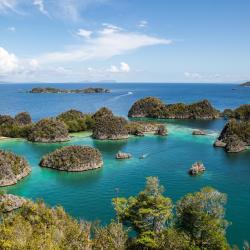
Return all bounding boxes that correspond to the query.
[240,81,250,86]
[28,87,110,94]
[128,97,220,120]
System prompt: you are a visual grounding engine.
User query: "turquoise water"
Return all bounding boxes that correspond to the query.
[0,83,250,246]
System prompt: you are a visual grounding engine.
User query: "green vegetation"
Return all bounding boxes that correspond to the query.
[40,145,103,171]
[113,177,230,249]
[57,109,95,132]
[0,150,31,186]
[29,87,110,94]
[128,97,220,119]
[222,105,250,120]
[0,176,246,249]
[28,118,69,143]
[92,107,128,140]
[0,113,32,138]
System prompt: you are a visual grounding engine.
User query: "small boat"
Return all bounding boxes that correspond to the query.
[139,154,147,159]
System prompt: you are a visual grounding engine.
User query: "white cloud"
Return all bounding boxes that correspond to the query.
[184,72,202,79]
[138,20,148,28]
[0,47,19,75]
[33,0,48,15]
[7,26,16,32]
[38,25,172,64]
[77,28,92,39]
[120,62,130,72]
[0,0,17,12]
[108,62,130,73]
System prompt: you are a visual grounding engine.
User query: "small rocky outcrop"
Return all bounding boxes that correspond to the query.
[28,118,70,143]
[0,194,26,212]
[126,121,167,136]
[214,119,250,153]
[189,162,206,176]
[39,146,103,171]
[128,97,220,120]
[116,151,132,159]
[155,124,167,136]
[29,87,110,94]
[92,108,128,140]
[192,129,206,136]
[0,150,31,186]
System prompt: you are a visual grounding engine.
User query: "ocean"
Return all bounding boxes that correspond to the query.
[0,83,249,246]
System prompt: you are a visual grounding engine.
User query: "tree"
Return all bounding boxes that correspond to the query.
[113,177,173,249]
[176,187,230,250]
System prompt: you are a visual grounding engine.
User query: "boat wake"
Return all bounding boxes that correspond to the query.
[112,91,133,101]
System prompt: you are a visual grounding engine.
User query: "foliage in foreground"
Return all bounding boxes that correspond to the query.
[0,177,246,250]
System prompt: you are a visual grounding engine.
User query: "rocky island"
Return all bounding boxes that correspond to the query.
[28,118,70,143]
[240,81,250,87]
[40,145,103,171]
[92,107,129,140]
[57,109,95,132]
[0,150,31,186]
[29,87,110,94]
[214,119,250,152]
[0,112,32,138]
[222,104,250,120]
[128,97,220,120]
[189,162,206,176]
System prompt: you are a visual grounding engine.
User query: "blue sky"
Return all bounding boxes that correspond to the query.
[0,0,249,83]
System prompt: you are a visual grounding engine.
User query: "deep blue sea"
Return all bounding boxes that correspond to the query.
[0,83,250,246]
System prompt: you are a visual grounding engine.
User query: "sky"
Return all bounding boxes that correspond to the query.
[0,0,249,83]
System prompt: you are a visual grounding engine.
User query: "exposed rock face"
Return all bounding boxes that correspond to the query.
[57,109,94,132]
[92,108,129,140]
[192,129,206,136]
[155,124,167,136]
[14,112,32,125]
[189,162,205,176]
[222,105,250,120]
[40,146,103,171]
[0,150,31,186]
[126,121,167,136]
[214,119,250,153]
[28,118,70,143]
[0,194,26,212]
[128,97,220,120]
[29,87,110,94]
[116,151,132,159]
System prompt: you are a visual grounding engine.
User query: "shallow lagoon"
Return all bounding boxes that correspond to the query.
[0,120,250,246]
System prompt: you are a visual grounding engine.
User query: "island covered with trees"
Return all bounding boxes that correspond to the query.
[28,87,110,94]
[128,97,220,120]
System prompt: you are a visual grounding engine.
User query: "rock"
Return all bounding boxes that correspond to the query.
[116,151,132,159]
[214,119,250,153]
[28,118,70,143]
[213,140,227,147]
[225,135,247,153]
[222,105,250,120]
[0,150,31,186]
[29,87,110,94]
[134,130,144,136]
[0,194,26,212]
[192,129,206,136]
[155,124,167,136]
[189,162,206,176]
[92,108,128,140]
[39,145,103,172]
[128,97,220,120]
